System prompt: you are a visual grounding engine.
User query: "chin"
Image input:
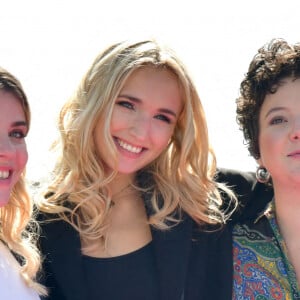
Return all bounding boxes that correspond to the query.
[117,169,137,175]
[117,164,140,175]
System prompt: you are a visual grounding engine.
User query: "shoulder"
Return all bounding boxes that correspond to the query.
[0,242,40,299]
[215,167,256,188]
[233,215,273,240]
[37,212,79,251]
[188,223,233,299]
[216,168,274,223]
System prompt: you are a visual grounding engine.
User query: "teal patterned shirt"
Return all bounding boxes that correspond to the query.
[232,200,300,299]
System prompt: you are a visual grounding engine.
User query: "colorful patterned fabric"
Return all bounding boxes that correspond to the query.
[232,201,300,300]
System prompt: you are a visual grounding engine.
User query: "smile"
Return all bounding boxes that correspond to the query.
[117,139,143,154]
[0,170,10,179]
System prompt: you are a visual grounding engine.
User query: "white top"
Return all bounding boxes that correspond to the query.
[0,241,40,299]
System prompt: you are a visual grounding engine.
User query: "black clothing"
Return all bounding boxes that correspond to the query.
[39,168,273,300]
[82,242,159,300]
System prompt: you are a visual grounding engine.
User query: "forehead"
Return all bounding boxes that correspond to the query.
[262,78,300,109]
[0,91,25,118]
[122,67,181,96]
[121,67,182,108]
[126,66,178,82]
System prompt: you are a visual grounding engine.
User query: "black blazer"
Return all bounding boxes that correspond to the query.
[39,169,273,300]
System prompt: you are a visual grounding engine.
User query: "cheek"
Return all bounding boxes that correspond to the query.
[110,109,129,133]
[17,146,28,170]
[259,130,282,164]
[259,133,271,157]
[152,125,175,149]
[12,146,28,186]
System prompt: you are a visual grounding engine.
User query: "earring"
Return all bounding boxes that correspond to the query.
[256,166,270,183]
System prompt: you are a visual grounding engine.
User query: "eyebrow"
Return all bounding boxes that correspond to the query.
[264,106,286,119]
[118,94,178,117]
[12,121,28,127]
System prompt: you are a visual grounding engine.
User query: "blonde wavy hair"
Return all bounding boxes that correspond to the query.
[38,39,236,244]
[0,67,46,295]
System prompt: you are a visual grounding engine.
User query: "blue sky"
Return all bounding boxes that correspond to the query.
[1,0,299,180]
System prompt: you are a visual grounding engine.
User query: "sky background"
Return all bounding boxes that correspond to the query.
[1,0,299,180]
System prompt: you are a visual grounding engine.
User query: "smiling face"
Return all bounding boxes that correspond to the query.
[258,78,300,188]
[0,91,28,206]
[94,67,182,177]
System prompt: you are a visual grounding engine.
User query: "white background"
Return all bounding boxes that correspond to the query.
[1,0,299,181]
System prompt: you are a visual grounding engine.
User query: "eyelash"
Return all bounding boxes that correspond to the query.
[9,130,26,139]
[117,101,134,110]
[270,117,287,125]
[155,114,171,124]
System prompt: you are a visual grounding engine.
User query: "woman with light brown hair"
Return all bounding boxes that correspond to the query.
[0,67,46,298]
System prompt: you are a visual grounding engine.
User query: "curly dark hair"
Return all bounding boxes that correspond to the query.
[236,38,300,159]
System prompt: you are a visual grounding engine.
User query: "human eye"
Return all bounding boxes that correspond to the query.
[154,114,172,124]
[269,116,287,125]
[116,100,135,110]
[9,129,27,139]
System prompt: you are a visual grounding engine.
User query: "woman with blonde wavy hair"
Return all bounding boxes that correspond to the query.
[37,39,272,300]
[0,67,46,298]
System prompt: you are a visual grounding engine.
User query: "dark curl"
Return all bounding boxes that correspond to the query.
[236,38,300,159]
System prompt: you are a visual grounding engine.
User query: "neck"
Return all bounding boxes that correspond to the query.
[273,183,300,285]
[107,171,134,192]
[273,185,300,285]
[108,173,137,205]
[273,184,300,234]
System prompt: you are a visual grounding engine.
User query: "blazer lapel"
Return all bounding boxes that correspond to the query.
[41,219,89,300]
[151,215,193,300]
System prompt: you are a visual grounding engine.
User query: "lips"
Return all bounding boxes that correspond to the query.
[287,150,300,157]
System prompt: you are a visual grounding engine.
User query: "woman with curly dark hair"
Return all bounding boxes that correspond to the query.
[234,38,300,299]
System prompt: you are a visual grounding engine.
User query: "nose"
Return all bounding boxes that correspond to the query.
[290,119,300,141]
[129,115,151,141]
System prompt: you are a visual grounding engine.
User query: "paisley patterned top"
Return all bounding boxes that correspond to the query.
[232,200,300,300]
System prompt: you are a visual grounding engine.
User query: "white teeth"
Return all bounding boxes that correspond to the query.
[0,171,9,179]
[118,139,142,153]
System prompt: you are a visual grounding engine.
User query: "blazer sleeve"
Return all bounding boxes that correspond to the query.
[37,213,67,300]
[215,167,274,223]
